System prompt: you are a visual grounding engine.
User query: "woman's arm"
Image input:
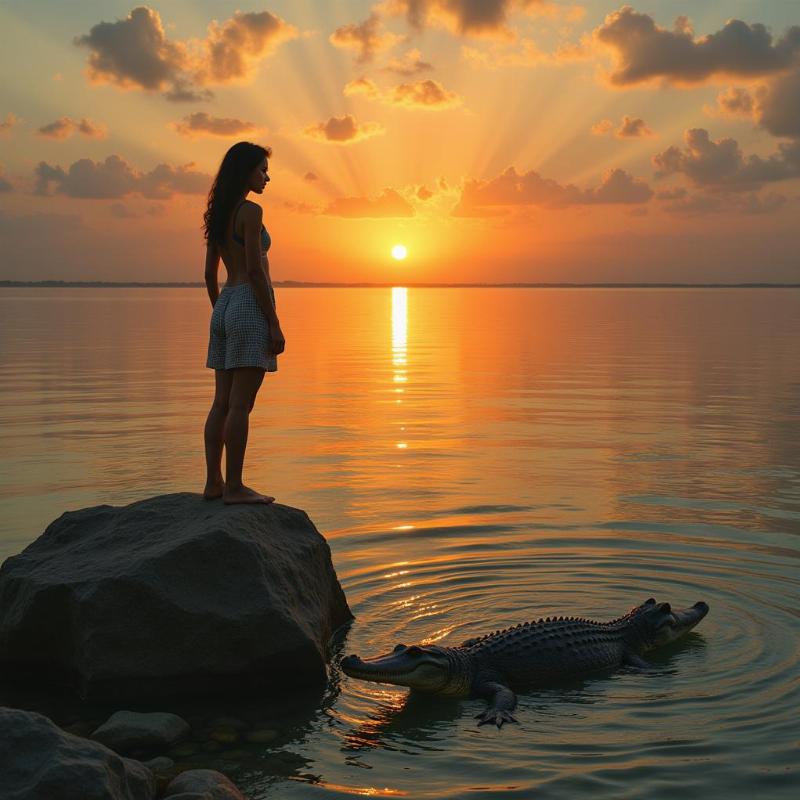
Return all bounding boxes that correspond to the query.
[204,240,220,307]
[242,203,281,327]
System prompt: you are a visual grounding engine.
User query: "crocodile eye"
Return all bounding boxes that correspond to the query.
[407,646,424,656]
[393,644,406,652]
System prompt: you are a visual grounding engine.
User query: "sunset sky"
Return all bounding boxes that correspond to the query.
[1,1,799,283]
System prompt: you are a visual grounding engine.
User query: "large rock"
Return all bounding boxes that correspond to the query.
[0,706,155,800]
[92,710,190,755]
[164,769,245,800]
[0,493,352,700]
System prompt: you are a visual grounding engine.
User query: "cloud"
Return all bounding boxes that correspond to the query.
[756,67,800,139]
[344,77,462,109]
[461,39,545,68]
[302,114,385,144]
[390,79,461,108]
[594,6,800,87]
[706,67,800,140]
[378,0,556,39]
[616,115,654,138]
[652,128,800,190]
[330,13,402,63]
[37,117,107,140]
[75,6,298,100]
[453,165,652,214]
[417,185,433,199]
[323,188,415,217]
[659,188,789,216]
[344,76,381,99]
[304,172,319,182]
[383,48,433,75]
[0,113,19,136]
[198,9,299,84]
[591,119,613,135]
[708,86,755,118]
[34,154,211,199]
[461,31,595,69]
[74,7,189,91]
[170,112,258,138]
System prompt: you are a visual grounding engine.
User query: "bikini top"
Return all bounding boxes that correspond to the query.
[230,201,271,252]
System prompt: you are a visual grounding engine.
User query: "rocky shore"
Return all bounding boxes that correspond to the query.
[0,493,353,798]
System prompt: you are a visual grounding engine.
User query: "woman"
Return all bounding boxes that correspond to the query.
[202,142,285,504]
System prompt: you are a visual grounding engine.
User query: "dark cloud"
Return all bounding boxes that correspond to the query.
[74,6,188,91]
[75,6,298,100]
[37,117,107,140]
[380,0,553,39]
[756,67,800,139]
[653,128,800,190]
[302,114,384,144]
[171,112,258,138]
[34,155,211,199]
[323,188,415,217]
[304,172,319,182]
[0,166,12,193]
[383,48,434,75]
[595,7,800,86]
[453,165,652,214]
[330,13,401,63]
[0,113,19,136]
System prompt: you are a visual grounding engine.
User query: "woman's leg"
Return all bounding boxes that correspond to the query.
[203,369,233,499]
[223,367,273,504]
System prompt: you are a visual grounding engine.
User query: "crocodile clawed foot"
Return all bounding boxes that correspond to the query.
[475,709,518,728]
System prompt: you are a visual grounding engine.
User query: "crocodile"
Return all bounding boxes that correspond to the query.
[341,597,709,727]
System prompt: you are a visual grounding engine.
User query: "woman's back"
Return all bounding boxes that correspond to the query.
[219,200,271,287]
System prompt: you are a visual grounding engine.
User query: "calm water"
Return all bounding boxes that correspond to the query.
[1,287,799,798]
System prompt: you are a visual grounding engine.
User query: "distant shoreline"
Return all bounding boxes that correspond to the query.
[2,280,799,289]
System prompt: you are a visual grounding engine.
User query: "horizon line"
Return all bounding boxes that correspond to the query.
[1,280,799,289]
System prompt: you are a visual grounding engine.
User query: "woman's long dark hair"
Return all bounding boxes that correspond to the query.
[203,142,271,245]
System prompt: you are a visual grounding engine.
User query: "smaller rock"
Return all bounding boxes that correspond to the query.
[0,706,155,800]
[245,728,277,744]
[142,756,175,772]
[92,711,190,755]
[164,769,245,800]
[209,716,247,730]
[209,726,239,744]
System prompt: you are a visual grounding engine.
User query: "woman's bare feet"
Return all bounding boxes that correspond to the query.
[223,484,275,505]
[203,477,225,500]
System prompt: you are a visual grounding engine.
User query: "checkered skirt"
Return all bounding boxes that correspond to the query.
[206,283,277,372]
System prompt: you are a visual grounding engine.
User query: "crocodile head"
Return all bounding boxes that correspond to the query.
[625,598,709,652]
[341,644,459,693]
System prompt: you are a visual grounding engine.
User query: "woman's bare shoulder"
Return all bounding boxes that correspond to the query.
[240,200,263,224]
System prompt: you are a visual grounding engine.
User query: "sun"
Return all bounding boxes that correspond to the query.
[391,244,408,261]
